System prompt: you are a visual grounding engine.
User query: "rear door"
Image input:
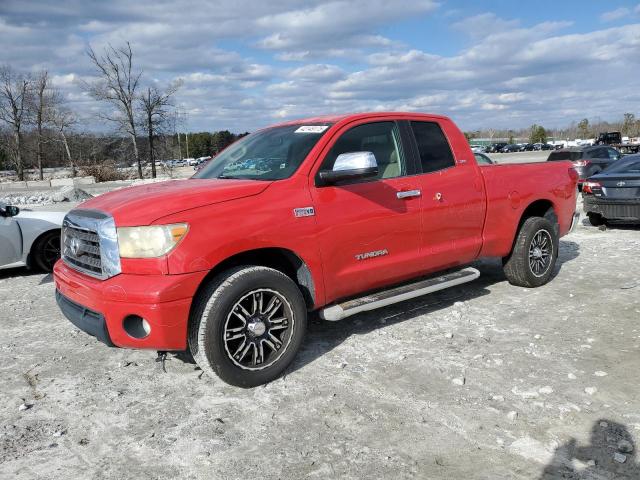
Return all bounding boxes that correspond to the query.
[407,120,486,272]
[310,120,424,302]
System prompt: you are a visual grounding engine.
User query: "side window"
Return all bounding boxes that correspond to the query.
[410,121,455,174]
[607,148,620,160]
[319,122,406,181]
[592,148,607,159]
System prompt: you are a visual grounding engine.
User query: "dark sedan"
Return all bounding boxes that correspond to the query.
[501,144,521,153]
[547,145,622,188]
[582,155,640,225]
[487,142,507,153]
[533,143,554,151]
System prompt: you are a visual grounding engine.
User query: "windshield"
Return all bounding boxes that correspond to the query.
[194,124,332,181]
[604,156,640,174]
[548,151,582,161]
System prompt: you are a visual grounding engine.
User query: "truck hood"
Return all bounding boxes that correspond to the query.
[78,178,272,226]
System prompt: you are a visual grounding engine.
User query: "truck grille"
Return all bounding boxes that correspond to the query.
[63,225,103,276]
[61,209,121,280]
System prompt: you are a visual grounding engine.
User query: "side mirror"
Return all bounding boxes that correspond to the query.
[0,204,19,217]
[318,151,378,185]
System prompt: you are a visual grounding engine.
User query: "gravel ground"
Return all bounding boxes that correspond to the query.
[1,183,639,479]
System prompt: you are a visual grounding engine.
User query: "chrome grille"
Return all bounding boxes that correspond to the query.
[63,225,103,276]
[61,210,121,280]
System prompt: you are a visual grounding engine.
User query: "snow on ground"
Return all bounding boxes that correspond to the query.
[0,206,639,479]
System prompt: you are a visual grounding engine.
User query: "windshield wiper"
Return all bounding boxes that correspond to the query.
[217,174,241,179]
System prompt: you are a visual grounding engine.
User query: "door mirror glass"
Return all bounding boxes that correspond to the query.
[319,151,379,185]
[0,204,19,217]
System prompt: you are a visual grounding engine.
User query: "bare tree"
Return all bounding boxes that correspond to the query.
[51,107,77,176]
[0,66,32,180]
[86,42,143,178]
[32,70,58,180]
[138,81,181,178]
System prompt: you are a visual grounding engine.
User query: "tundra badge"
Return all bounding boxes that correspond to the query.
[355,249,389,261]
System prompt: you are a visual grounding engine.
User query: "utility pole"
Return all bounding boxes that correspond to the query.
[177,132,182,160]
[186,132,189,158]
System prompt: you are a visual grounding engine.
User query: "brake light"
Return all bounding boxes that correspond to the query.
[582,181,601,194]
[573,160,591,167]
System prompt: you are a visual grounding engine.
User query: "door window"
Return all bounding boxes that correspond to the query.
[410,121,455,174]
[318,122,406,182]
[607,148,621,160]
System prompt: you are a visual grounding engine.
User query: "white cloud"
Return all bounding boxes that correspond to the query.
[601,7,630,22]
[0,2,639,133]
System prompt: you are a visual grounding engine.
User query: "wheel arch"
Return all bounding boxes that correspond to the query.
[27,228,61,268]
[508,199,558,256]
[192,247,317,311]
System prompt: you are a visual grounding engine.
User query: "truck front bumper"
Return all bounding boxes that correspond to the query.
[53,260,208,350]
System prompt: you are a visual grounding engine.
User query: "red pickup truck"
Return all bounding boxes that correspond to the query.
[54,112,578,387]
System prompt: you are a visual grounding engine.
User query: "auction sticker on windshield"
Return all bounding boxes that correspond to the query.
[295,125,329,133]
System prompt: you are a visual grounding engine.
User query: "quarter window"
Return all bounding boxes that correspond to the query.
[410,121,455,174]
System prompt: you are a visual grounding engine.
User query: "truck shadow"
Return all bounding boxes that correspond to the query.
[0,266,53,284]
[289,239,580,376]
[539,419,639,479]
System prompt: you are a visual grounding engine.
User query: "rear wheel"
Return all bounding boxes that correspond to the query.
[32,230,61,272]
[189,266,307,388]
[503,217,558,288]
[587,212,605,226]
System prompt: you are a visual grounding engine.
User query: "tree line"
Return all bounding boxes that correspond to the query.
[0,42,245,180]
[465,113,640,145]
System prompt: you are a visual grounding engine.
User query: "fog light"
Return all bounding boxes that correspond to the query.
[123,315,151,339]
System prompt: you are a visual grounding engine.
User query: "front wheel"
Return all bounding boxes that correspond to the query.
[503,217,559,288]
[32,230,61,272]
[189,266,307,388]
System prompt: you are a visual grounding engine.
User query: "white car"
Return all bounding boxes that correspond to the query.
[0,203,64,272]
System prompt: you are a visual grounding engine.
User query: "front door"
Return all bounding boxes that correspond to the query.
[310,120,424,303]
[0,214,22,267]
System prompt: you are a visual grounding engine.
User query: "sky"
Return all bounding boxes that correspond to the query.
[1,0,640,133]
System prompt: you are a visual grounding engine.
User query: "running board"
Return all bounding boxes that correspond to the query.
[320,267,480,321]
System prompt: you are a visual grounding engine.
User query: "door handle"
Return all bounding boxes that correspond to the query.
[396,189,421,199]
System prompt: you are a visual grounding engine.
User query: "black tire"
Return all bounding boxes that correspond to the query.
[503,217,559,288]
[188,266,307,388]
[31,230,61,272]
[587,212,605,226]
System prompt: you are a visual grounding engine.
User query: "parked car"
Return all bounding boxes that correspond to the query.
[194,158,212,172]
[0,203,64,271]
[582,155,640,226]
[547,146,622,188]
[501,144,521,153]
[470,145,487,153]
[474,153,495,165]
[487,142,507,153]
[519,143,536,152]
[54,112,578,387]
[533,143,553,151]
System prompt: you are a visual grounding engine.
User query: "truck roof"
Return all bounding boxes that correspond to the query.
[268,111,451,129]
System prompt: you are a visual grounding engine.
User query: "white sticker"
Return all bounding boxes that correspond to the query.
[295,125,329,133]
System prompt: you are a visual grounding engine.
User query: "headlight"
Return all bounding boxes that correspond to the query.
[117,223,189,258]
